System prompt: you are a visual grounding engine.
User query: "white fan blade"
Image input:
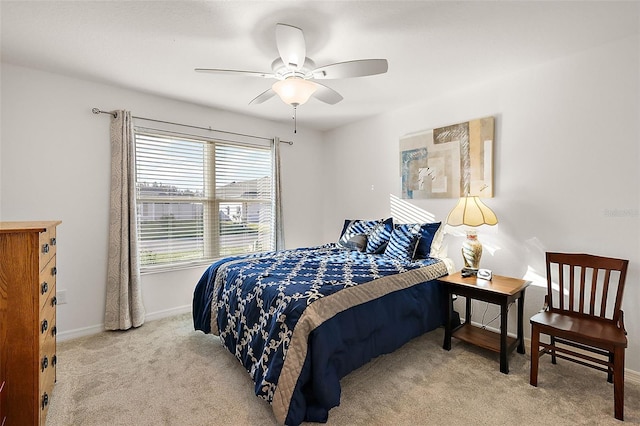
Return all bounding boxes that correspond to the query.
[195,68,275,78]
[311,82,343,105]
[249,89,276,105]
[276,23,306,71]
[311,59,388,79]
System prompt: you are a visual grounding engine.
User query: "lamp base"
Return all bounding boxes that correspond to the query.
[462,230,483,269]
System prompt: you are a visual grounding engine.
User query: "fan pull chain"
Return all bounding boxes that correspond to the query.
[292,106,298,134]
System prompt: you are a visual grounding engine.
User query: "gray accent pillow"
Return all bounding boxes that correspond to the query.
[341,234,368,252]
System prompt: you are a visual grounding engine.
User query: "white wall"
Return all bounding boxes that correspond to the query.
[0,63,325,338]
[321,36,640,373]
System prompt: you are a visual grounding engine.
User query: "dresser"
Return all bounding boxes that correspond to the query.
[0,221,61,426]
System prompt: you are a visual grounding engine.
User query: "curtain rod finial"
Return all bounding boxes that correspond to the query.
[92,108,117,118]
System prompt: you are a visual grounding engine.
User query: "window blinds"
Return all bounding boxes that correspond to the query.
[134,130,274,270]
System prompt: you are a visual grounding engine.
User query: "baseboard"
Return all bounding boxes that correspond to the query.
[627,368,640,385]
[57,323,104,342]
[57,304,192,342]
[144,304,191,322]
[472,321,640,385]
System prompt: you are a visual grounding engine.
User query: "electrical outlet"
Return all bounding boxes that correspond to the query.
[57,289,68,305]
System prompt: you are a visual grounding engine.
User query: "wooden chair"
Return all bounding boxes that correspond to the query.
[530,252,629,421]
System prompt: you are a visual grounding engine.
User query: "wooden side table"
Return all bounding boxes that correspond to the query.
[439,271,531,374]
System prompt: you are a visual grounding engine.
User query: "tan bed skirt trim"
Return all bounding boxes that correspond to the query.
[271,262,448,424]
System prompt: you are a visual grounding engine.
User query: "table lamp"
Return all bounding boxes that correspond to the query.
[445,195,498,270]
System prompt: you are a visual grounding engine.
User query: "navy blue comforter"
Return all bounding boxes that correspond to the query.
[193,245,448,425]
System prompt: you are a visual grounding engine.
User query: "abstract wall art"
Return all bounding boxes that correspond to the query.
[400,116,494,199]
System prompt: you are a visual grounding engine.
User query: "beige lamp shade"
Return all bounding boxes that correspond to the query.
[446,196,498,270]
[272,77,317,106]
[446,196,498,227]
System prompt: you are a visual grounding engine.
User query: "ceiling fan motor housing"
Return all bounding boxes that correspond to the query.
[271,57,316,80]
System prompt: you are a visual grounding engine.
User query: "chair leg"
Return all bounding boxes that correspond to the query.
[613,347,624,421]
[607,352,614,383]
[530,325,540,387]
[550,335,557,364]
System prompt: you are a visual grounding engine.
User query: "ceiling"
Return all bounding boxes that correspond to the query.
[1,1,638,132]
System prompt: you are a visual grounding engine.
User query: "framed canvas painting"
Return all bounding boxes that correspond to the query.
[400,116,494,199]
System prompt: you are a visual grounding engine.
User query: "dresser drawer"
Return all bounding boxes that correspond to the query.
[38,228,57,271]
[38,256,57,310]
[39,364,55,425]
[38,341,56,392]
[39,291,56,348]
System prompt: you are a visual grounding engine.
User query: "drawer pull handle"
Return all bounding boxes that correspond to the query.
[52,266,57,276]
[52,355,57,367]
[41,319,48,334]
[41,356,49,371]
[52,326,57,337]
[41,282,49,295]
[42,392,49,410]
[51,296,57,306]
[42,243,49,254]
[51,237,57,246]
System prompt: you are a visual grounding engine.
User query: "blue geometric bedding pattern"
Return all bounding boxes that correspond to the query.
[193,244,446,424]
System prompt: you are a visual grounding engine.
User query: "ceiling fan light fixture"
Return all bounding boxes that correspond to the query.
[272,77,317,106]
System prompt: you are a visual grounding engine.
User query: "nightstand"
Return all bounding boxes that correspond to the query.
[439,271,531,374]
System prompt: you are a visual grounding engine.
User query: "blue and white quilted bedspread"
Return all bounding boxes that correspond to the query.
[192,244,446,424]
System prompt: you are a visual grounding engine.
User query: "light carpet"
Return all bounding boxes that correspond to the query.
[46,313,640,425]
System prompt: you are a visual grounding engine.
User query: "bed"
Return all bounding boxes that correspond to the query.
[193,219,452,425]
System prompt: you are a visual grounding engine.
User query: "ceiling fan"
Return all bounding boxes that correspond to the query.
[195,23,389,108]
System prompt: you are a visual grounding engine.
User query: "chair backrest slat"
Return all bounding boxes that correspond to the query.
[600,269,611,319]
[589,270,606,315]
[579,266,586,314]
[545,252,628,323]
[546,257,555,309]
[565,264,571,311]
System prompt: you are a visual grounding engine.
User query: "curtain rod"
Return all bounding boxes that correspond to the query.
[91,108,293,145]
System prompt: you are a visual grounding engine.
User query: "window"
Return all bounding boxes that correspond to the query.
[134,130,274,271]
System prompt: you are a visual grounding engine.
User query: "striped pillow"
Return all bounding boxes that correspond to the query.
[384,223,421,261]
[365,217,393,253]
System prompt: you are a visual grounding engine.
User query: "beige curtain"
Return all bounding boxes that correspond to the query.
[105,110,145,330]
[273,137,285,250]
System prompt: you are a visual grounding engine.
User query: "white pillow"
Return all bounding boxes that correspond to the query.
[429,222,446,258]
